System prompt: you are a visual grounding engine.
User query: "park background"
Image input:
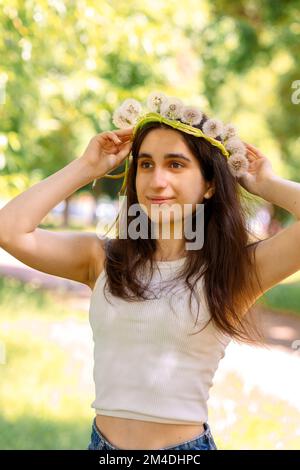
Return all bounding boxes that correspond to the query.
[0,0,300,449]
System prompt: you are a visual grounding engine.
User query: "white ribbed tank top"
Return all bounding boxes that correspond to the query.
[88,255,232,425]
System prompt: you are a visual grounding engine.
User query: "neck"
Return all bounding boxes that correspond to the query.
[152,219,187,261]
[154,239,187,261]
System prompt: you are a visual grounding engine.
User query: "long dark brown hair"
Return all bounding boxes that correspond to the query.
[100,116,267,346]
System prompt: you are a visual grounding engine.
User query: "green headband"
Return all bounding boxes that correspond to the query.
[133,112,230,158]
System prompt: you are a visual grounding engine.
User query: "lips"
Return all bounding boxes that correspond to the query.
[147,197,174,204]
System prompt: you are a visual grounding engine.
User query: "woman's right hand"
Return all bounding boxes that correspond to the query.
[80,127,134,179]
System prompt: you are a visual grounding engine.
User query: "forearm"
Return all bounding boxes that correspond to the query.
[260,175,300,220]
[0,157,96,238]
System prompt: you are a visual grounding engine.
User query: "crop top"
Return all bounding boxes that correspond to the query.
[88,254,232,425]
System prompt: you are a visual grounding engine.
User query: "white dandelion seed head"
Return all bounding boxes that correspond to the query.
[160,97,184,120]
[202,118,224,138]
[221,123,238,141]
[120,98,143,117]
[227,154,249,177]
[181,106,203,126]
[225,136,246,155]
[112,107,138,129]
[147,91,168,113]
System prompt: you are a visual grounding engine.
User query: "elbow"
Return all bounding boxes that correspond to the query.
[0,203,20,246]
[0,232,11,249]
[0,217,13,248]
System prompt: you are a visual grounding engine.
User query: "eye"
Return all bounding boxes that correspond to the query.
[170,162,184,169]
[139,161,184,169]
[139,161,151,168]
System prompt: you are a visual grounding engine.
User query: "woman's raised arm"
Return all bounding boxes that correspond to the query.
[0,129,133,288]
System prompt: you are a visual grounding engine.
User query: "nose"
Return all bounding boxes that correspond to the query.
[149,167,169,189]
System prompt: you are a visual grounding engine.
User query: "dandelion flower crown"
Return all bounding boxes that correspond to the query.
[93,91,249,194]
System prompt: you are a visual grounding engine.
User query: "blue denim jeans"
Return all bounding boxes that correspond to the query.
[87,417,218,450]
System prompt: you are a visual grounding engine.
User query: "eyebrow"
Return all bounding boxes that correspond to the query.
[137,152,192,162]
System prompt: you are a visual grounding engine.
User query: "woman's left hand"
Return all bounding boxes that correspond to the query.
[237,142,277,197]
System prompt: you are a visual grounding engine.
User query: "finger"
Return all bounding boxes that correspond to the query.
[243,141,259,152]
[243,141,256,149]
[104,131,123,145]
[244,144,256,157]
[245,144,260,158]
[115,142,132,159]
[246,154,256,163]
[244,142,264,157]
[113,127,134,136]
[116,135,132,144]
[116,138,132,149]
[246,149,258,161]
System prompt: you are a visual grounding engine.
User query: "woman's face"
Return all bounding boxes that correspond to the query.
[135,128,214,226]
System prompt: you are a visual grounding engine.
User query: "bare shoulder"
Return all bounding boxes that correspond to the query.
[87,235,108,290]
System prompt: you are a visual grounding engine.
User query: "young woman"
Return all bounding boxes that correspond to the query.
[1,94,300,451]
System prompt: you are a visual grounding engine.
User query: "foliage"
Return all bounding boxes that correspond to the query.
[0,1,299,214]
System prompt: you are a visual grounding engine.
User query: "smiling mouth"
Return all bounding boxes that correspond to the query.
[148,198,175,204]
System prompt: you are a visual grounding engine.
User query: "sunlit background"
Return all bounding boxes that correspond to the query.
[0,0,300,449]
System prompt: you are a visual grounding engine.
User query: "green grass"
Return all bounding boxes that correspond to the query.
[0,277,94,450]
[0,414,90,450]
[258,282,300,316]
[256,269,300,316]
